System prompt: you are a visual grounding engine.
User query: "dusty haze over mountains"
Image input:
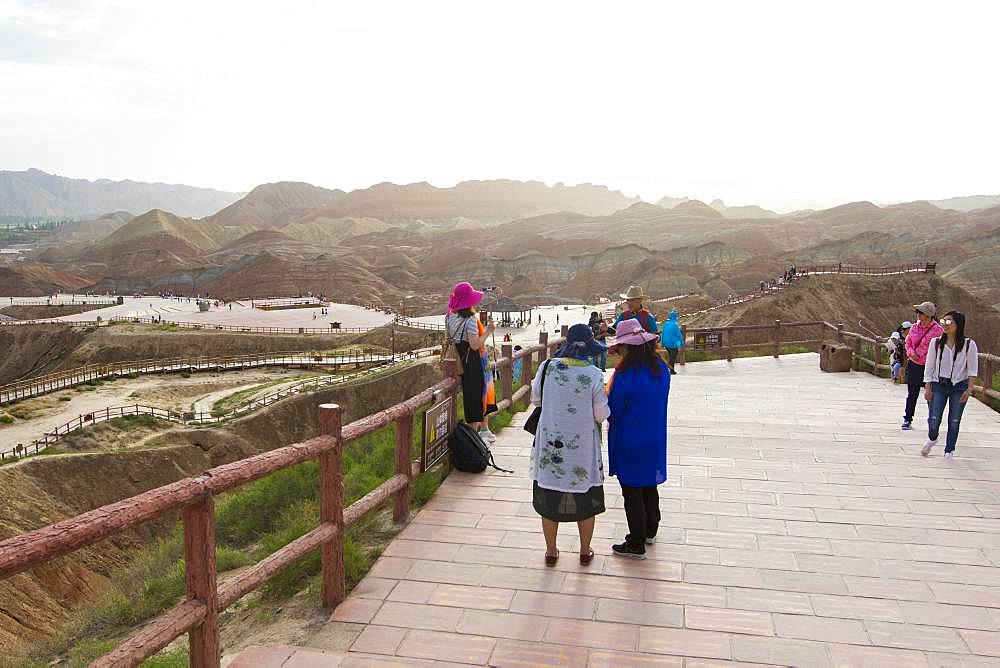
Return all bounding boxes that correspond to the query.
[2,2,998,211]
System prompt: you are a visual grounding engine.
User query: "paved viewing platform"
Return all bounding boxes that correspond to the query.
[233,354,1000,666]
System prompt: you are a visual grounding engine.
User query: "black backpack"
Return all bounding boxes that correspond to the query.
[448,423,513,474]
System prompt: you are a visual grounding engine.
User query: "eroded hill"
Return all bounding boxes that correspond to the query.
[685,273,1000,352]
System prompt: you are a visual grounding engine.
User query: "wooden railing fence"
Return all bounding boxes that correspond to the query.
[678,320,999,404]
[0,353,441,461]
[0,332,565,667]
[0,350,424,406]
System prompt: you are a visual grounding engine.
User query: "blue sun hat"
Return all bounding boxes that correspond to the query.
[556,323,605,359]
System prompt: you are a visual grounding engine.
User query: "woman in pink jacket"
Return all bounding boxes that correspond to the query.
[902,301,944,430]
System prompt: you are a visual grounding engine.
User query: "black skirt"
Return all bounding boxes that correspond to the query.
[456,341,485,422]
[532,481,606,522]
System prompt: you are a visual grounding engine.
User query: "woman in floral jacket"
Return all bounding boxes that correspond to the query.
[530,324,610,567]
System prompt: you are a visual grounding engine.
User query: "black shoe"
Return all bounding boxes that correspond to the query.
[612,542,646,560]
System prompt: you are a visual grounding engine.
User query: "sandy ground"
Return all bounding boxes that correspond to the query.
[0,369,301,449]
[409,303,616,347]
[4,295,626,340]
[2,294,394,329]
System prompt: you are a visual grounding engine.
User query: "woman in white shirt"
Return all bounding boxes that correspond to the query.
[921,311,979,459]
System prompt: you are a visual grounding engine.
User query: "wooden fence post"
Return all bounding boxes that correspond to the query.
[539,332,549,364]
[836,323,844,343]
[394,413,413,523]
[318,403,344,607]
[978,355,992,398]
[523,347,535,404]
[773,320,781,358]
[679,325,687,366]
[501,344,514,406]
[725,329,733,362]
[183,493,219,668]
[561,324,569,338]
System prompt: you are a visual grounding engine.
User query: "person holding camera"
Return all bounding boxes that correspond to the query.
[446,282,497,441]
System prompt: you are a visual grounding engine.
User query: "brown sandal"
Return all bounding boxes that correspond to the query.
[580,549,595,565]
[545,550,560,567]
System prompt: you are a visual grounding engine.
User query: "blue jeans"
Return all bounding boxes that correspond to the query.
[928,380,969,453]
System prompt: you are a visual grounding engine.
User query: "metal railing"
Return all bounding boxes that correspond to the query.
[0,331,566,667]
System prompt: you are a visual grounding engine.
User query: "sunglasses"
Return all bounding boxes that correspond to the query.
[940,318,955,326]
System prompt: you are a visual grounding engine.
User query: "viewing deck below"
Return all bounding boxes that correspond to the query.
[232,354,1000,667]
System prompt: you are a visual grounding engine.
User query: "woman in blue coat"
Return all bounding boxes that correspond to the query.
[607,318,671,559]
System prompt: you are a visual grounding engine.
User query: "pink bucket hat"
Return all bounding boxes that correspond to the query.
[613,318,658,346]
[447,281,484,312]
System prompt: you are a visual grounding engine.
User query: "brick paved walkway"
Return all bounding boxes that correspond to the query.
[231,354,1000,667]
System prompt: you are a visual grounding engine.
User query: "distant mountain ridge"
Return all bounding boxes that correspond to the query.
[930,194,1000,212]
[0,168,243,219]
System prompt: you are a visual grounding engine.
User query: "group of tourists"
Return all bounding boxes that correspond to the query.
[446,281,673,562]
[585,285,684,374]
[446,276,987,571]
[892,301,979,459]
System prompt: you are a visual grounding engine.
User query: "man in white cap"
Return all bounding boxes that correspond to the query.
[901,302,943,430]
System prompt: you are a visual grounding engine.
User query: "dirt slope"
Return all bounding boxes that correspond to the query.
[0,360,442,650]
[686,274,1000,352]
[0,324,435,386]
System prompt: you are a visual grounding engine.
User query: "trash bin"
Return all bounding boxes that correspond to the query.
[820,342,852,372]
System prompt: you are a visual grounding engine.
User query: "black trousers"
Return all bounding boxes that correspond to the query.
[620,483,660,549]
[904,362,925,422]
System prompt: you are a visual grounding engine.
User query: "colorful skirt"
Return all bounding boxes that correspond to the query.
[532,481,606,522]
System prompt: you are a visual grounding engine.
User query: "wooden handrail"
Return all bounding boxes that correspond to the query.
[678,319,999,406]
[0,331,566,667]
[0,349,421,406]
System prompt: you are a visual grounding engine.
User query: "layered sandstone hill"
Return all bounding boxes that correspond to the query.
[685,273,1000,353]
[206,181,347,229]
[11,178,1000,311]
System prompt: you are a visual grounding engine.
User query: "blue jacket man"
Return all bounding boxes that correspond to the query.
[613,285,658,334]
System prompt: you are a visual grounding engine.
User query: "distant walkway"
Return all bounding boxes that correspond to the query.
[0,351,423,405]
[682,261,935,321]
[1,354,436,461]
[232,354,1000,666]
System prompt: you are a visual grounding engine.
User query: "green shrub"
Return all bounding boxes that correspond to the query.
[67,638,117,667]
[180,372,191,378]
[0,414,13,424]
[58,396,72,402]
[139,649,189,668]
[411,466,446,506]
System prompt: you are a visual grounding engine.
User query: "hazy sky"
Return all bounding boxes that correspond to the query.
[2,1,998,212]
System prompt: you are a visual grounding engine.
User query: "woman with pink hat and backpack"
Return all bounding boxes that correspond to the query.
[606,318,671,559]
[446,282,498,441]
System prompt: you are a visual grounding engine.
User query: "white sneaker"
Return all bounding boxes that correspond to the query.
[921,440,936,457]
[944,451,954,460]
[479,429,496,443]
